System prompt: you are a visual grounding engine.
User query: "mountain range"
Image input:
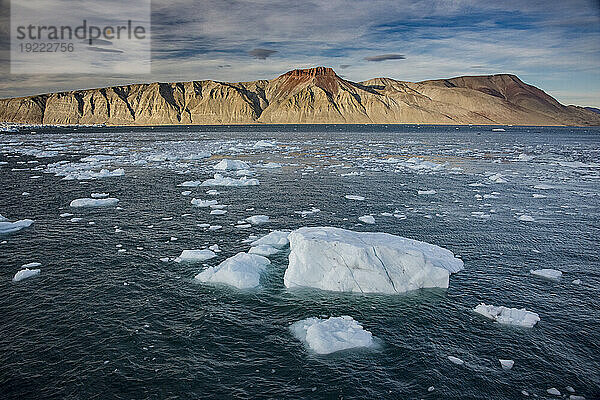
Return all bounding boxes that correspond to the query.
[1,67,599,126]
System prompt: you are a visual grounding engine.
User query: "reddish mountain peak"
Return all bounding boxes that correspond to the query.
[281,67,337,78]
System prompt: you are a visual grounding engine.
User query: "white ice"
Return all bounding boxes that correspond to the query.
[345,195,365,201]
[175,249,217,263]
[191,198,218,207]
[0,215,34,234]
[473,303,540,328]
[91,192,109,198]
[284,227,463,294]
[448,356,465,365]
[250,231,290,249]
[530,268,562,281]
[13,266,41,282]
[70,197,119,207]
[499,359,514,370]
[517,215,535,222]
[201,174,259,187]
[358,215,375,224]
[418,190,436,195]
[290,316,374,354]
[249,245,280,256]
[214,159,250,170]
[194,252,271,289]
[246,215,270,225]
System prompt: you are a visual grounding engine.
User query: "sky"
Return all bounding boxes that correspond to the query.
[1,0,599,107]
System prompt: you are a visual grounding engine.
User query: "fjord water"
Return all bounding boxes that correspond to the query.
[1,125,598,399]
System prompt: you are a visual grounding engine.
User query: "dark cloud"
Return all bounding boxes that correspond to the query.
[339,64,351,69]
[248,48,278,59]
[364,54,406,62]
[471,65,486,69]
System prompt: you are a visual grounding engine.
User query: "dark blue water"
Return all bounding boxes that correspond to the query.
[1,125,599,399]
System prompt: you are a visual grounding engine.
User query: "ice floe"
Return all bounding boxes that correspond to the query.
[175,249,217,263]
[417,190,436,195]
[358,215,375,224]
[201,174,259,187]
[214,159,250,170]
[194,252,270,289]
[517,215,535,222]
[250,231,290,249]
[345,195,365,201]
[290,316,374,354]
[530,268,562,281]
[191,199,218,208]
[13,263,41,282]
[246,215,270,225]
[473,303,540,328]
[0,215,34,234]
[70,197,119,207]
[249,245,280,256]
[499,359,514,370]
[284,227,463,294]
[448,356,465,365]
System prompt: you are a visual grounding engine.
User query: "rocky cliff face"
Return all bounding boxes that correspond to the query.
[1,67,599,126]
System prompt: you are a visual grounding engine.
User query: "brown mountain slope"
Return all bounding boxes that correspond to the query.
[1,67,599,126]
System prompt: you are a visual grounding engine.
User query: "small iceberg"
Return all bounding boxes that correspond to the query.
[448,356,465,365]
[13,263,41,282]
[284,227,463,294]
[246,215,270,225]
[530,268,562,281]
[499,359,514,370]
[70,197,119,207]
[201,174,259,187]
[0,214,34,235]
[213,159,250,170]
[417,190,436,195]
[345,195,365,201]
[194,252,270,289]
[249,244,280,256]
[191,198,218,207]
[473,303,540,328]
[517,215,535,222]
[358,215,375,224]
[175,249,217,263]
[290,316,374,354]
[250,231,290,249]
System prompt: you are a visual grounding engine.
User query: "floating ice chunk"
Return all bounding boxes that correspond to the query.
[569,396,585,400]
[284,227,463,294]
[532,194,547,199]
[572,279,581,285]
[251,231,289,249]
[70,197,119,207]
[209,244,221,252]
[208,225,222,231]
[201,174,259,187]
[530,268,562,281]
[91,192,109,198]
[517,154,534,161]
[358,215,375,224]
[210,209,227,215]
[488,173,506,183]
[194,252,270,289]
[60,168,124,181]
[181,190,192,196]
[559,161,593,168]
[206,190,219,196]
[59,213,73,217]
[175,249,217,263]
[249,245,280,256]
[213,159,250,170]
[418,190,436,195]
[0,216,34,234]
[246,215,270,225]
[566,386,575,393]
[428,386,435,392]
[253,140,276,148]
[179,180,203,187]
[517,215,535,222]
[534,184,554,190]
[191,198,218,207]
[13,265,41,282]
[499,359,514,370]
[547,388,561,396]
[448,356,464,365]
[473,303,540,328]
[259,162,282,169]
[290,316,374,354]
[345,195,365,201]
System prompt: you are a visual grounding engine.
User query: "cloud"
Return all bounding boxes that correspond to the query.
[248,48,278,60]
[339,64,351,69]
[364,54,406,62]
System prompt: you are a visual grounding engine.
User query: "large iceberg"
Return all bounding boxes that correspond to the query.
[290,316,374,354]
[283,227,463,294]
[70,197,119,207]
[0,214,34,235]
[194,252,270,289]
[473,303,540,328]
